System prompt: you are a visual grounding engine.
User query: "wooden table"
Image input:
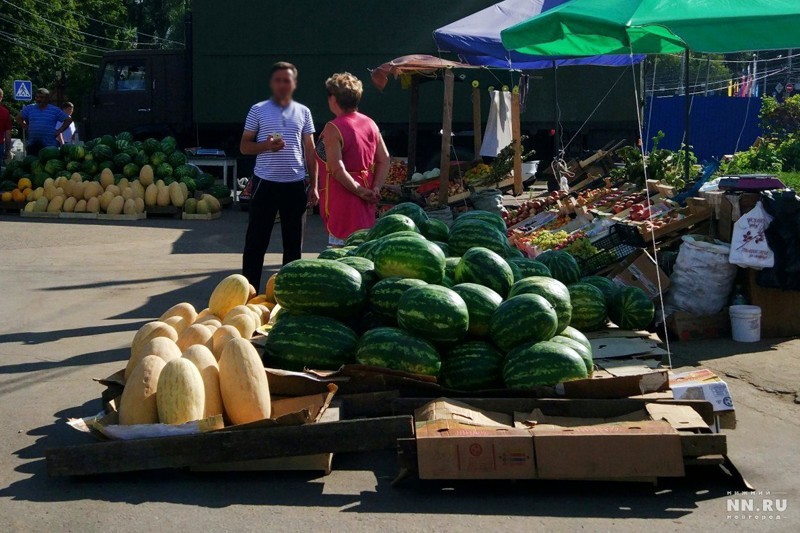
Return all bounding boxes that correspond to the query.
[187,157,239,201]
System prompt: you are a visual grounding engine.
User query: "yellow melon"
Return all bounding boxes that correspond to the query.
[118,355,166,425]
[223,313,256,339]
[126,321,179,379]
[210,325,242,360]
[219,338,271,424]
[163,315,188,335]
[156,358,206,425]
[264,273,278,303]
[159,302,198,324]
[182,345,223,419]
[176,323,213,351]
[209,274,251,319]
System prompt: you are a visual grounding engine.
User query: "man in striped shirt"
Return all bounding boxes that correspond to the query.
[240,62,319,290]
[16,88,72,156]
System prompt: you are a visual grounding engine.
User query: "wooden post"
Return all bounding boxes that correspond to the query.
[407,75,419,181]
[511,86,523,196]
[438,69,455,204]
[471,80,482,161]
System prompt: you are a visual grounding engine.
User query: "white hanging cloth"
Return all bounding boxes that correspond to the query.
[480,90,513,158]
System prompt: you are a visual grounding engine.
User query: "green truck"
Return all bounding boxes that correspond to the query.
[83,0,637,170]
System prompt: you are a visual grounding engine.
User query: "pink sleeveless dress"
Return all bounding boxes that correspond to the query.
[318,112,379,240]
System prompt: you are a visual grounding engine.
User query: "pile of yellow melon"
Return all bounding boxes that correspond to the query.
[119,274,276,427]
[22,164,199,215]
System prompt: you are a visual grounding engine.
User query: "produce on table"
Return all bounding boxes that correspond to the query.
[368,277,428,323]
[336,256,379,290]
[550,335,594,375]
[397,285,470,344]
[454,210,508,234]
[508,257,552,280]
[386,159,408,185]
[182,345,224,419]
[489,294,559,352]
[118,355,166,425]
[508,276,573,334]
[156,358,206,425]
[440,341,504,391]
[608,286,656,330]
[581,276,618,301]
[420,218,450,242]
[355,327,441,376]
[451,283,503,338]
[535,250,582,285]
[382,201,428,227]
[449,218,509,257]
[503,340,588,390]
[373,236,446,284]
[566,283,608,331]
[454,247,515,298]
[264,314,359,370]
[273,259,366,319]
[219,338,272,424]
[367,213,419,240]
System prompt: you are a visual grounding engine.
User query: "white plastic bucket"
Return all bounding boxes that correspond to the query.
[729,305,762,342]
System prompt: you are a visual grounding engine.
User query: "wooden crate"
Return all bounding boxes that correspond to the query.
[746,270,800,337]
[20,211,59,219]
[59,212,99,220]
[636,198,711,242]
[182,211,221,221]
[97,213,147,221]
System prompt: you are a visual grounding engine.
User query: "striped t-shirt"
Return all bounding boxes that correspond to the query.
[244,99,315,183]
[20,104,69,148]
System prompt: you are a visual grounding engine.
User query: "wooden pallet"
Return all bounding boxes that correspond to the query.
[182,211,221,221]
[59,212,99,220]
[20,211,59,219]
[97,213,147,221]
[145,205,180,218]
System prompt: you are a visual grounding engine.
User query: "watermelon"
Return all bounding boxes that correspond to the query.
[133,152,149,167]
[373,236,445,283]
[181,177,197,194]
[160,136,178,154]
[156,162,174,178]
[454,247,514,297]
[383,202,428,227]
[453,210,507,234]
[369,277,427,322]
[509,257,552,280]
[356,327,441,376]
[441,341,504,390]
[194,172,215,190]
[99,134,115,148]
[506,260,523,283]
[581,275,618,301]
[209,184,230,199]
[81,160,98,175]
[536,250,581,285]
[420,218,449,242]
[264,315,358,370]
[68,145,85,161]
[397,285,469,343]
[490,294,559,352]
[550,335,594,375]
[168,150,187,168]
[379,230,426,242]
[38,146,60,162]
[336,256,378,289]
[175,164,196,179]
[273,259,367,319]
[508,276,572,333]
[567,283,608,331]
[92,144,113,162]
[351,239,382,261]
[609,286,655,330]
[367,214,418,240]
[451,283,502,338]
[431,241,449,257]
[448,219,508,257]
[504,246,525,259]
[150,151,167,167]
[116,131,134,143]
[439,275,454,288]
[503,340,588,389]
[345,228,370,247]
[122,163,140,179]
[113,153,132,169]
[98,160,114,173]
[318,248,350,260]
[44,159,64,175]
[559,326,592,353]
[444,257,460,279]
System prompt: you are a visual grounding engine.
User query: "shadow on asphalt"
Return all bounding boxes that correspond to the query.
[669,338,787,366]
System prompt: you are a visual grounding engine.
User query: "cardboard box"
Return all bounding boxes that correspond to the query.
[745,269,800,338]
[667,310,731,341]
[413,399,687,481]
[670,369,736,431]
[611,250,671,300]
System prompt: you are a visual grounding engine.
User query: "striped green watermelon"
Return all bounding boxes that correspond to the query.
[441,341,504,390]
[609,286,655,330]
[453,210,507,234]
[508,276,572,333]
[439,275,454,288]
[559,326,592,353]
[490,294,559,352]
[273,259,366,319]
[432,241,450,257]
[368,277,428,322]
[264,315,358,370]
[581,275,618,301]
[353,310,390,334]
[504,246,525,259]
[373,236,445,283]
[383,202,428,227]
[448,219,509,257]
[503,340,588,389]
[445,257,460,279]
[397,285,469,343]
[318,247,350,260]
[506,260,523,283]
[451,283,503,338]
[356,327,441,376]
[336,256,378,289]
[367,214,418,240]
[509,257,552,280]
[567,283,608,331]
[345,228,370,247]
[454,247,514,297]
[350,239,382,261]
[421,218,450,242]
[536,250,581,285]
[550,335,593,375]
[380,230,426,242]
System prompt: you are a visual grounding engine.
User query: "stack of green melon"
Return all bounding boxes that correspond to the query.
[263,203,655,391]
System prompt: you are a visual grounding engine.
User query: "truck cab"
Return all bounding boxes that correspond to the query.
[82,50,189,140]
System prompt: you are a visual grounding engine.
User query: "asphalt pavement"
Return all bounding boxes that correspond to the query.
[0,210,797,532]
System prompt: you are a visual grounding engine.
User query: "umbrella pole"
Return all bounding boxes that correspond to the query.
[407,75,419,180]
[439,69,455,204]
[684,49,691,182]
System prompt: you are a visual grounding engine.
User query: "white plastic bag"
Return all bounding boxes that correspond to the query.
[666,235,737,316]
[729,201,775,269]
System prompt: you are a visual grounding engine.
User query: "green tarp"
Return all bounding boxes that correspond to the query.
[502,0,800,56]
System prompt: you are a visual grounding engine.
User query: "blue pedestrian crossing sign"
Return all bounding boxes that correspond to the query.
[13,80,33,101]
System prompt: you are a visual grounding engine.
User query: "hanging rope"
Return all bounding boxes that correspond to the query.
[645,57,658,150]
[628,49,673,370]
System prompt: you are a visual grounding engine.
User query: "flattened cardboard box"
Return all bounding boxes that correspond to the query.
[413,399,684,481]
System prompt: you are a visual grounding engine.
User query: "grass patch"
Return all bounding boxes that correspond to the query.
[779,172,800,189]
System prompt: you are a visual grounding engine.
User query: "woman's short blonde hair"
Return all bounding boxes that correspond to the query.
[325,72,363,111]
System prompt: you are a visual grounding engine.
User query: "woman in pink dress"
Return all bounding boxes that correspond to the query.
[317,72,390,245]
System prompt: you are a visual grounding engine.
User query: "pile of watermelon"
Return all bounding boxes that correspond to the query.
[263,203,656,391]
[0,133,228,199]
